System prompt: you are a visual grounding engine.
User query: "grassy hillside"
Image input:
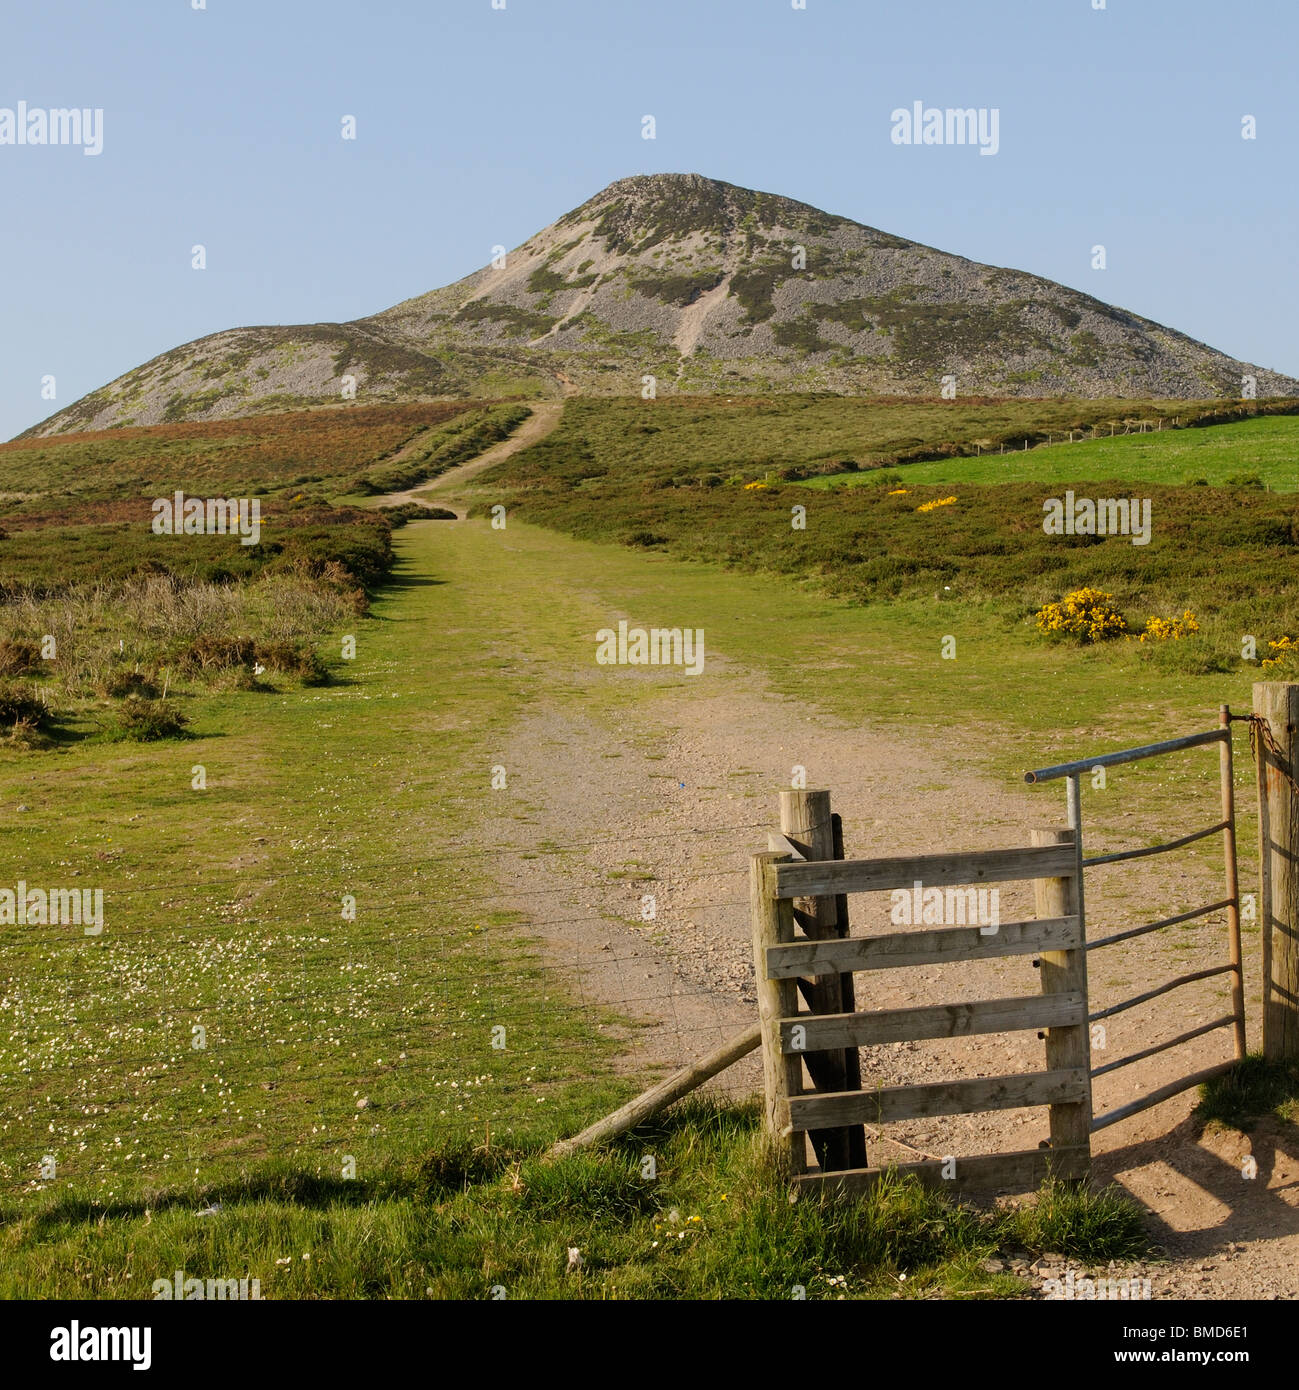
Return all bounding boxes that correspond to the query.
[476,398,1299,683]
[802,413,1299,492]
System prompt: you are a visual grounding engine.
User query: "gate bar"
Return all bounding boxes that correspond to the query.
[1088,963,1235,1022]
[1091,1060,1236,1132]
[1083,820,1227,868]
[1025,728,1225,783]
[1088,898,1234,952]
[1090,1014,1237,1077]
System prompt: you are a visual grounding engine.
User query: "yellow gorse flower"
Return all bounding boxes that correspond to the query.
[1138,611,1199,643]
[1035,587,1128,643]
[915,495,957,513]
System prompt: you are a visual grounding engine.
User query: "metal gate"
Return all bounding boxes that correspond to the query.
[1024,704,1247,1135]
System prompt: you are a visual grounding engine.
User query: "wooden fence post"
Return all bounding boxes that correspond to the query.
[1031,826,1092,1180]
[779,790,864,1171]
[1253,682,1299,1060]
[750,851,805,1175]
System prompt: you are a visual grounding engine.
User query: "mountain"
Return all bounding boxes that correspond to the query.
[24,173,1298,437]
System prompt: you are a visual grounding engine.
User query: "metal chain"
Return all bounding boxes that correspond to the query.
[1243,711,1299,800]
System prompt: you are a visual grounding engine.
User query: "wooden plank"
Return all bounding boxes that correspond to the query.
[766,832,806,860]
[773,842,1074,899]
[788,1068,1088,1130]
[749,852,806,1175]
[766,915,1079,979]
[779,992,1084,1052]
[545,1022,761,1159]
[795,1145,1092,1196]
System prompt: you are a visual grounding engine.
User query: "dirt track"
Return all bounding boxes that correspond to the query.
[375,399,565,514]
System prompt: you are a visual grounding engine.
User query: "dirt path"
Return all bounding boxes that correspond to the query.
[374,400,564,513]
[485,644,1298,1299]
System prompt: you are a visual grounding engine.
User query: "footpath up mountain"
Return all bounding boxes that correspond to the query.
[27,173,1298,436]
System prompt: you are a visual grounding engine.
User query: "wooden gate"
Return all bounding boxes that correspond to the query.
[751,792,1093,1195]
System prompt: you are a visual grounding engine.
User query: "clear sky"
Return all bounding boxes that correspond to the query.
[2,0,1295,439]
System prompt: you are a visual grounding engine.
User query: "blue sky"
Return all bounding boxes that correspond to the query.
[1,0,1295,439]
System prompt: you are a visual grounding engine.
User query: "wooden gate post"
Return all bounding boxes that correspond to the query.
[1031,826,1092,1180]
[1253,682,1299,1060]
[750,851,805,1175]
[779,790,864,1170]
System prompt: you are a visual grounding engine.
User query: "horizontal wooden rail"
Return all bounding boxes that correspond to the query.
[1024,728,1226,784]
[1091,1059,1237,1132]
[1088,898,1234,952]
[787,1068,1089,1129]
[1083,821,1228,869]
[1090,1015,1237,1078]
[766,916,1079,980]
[796,1144,1092,1196]
[779,992,1084,1052]
[1088,964,1237,1022]
[772,842,1074,899]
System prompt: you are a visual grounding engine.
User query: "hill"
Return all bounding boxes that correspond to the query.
[24,174,1299,437]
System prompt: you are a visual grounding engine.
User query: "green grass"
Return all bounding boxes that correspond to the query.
[802,414,1299,492]
[491,394,1235,489]
[1,1098,1146,1299]
[1195,1055,1299,1132]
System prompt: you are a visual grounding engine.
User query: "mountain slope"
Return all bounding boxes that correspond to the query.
[25,173,1298,437]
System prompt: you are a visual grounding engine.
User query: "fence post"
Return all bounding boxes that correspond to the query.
[1253,682,1299,1059]
[831,812,868,1168]
[778,790,865,1170]
[1219,705,1247,1059]
[750,851,805,1175]
[1031,825,1092,1180]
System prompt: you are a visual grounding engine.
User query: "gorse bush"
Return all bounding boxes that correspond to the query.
[0,637,41,676]
[1138,610,1199,642]
[101,669,161,700]
[112,698,189,742]
[1035,588,1128,642]
[0,683,52,729]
